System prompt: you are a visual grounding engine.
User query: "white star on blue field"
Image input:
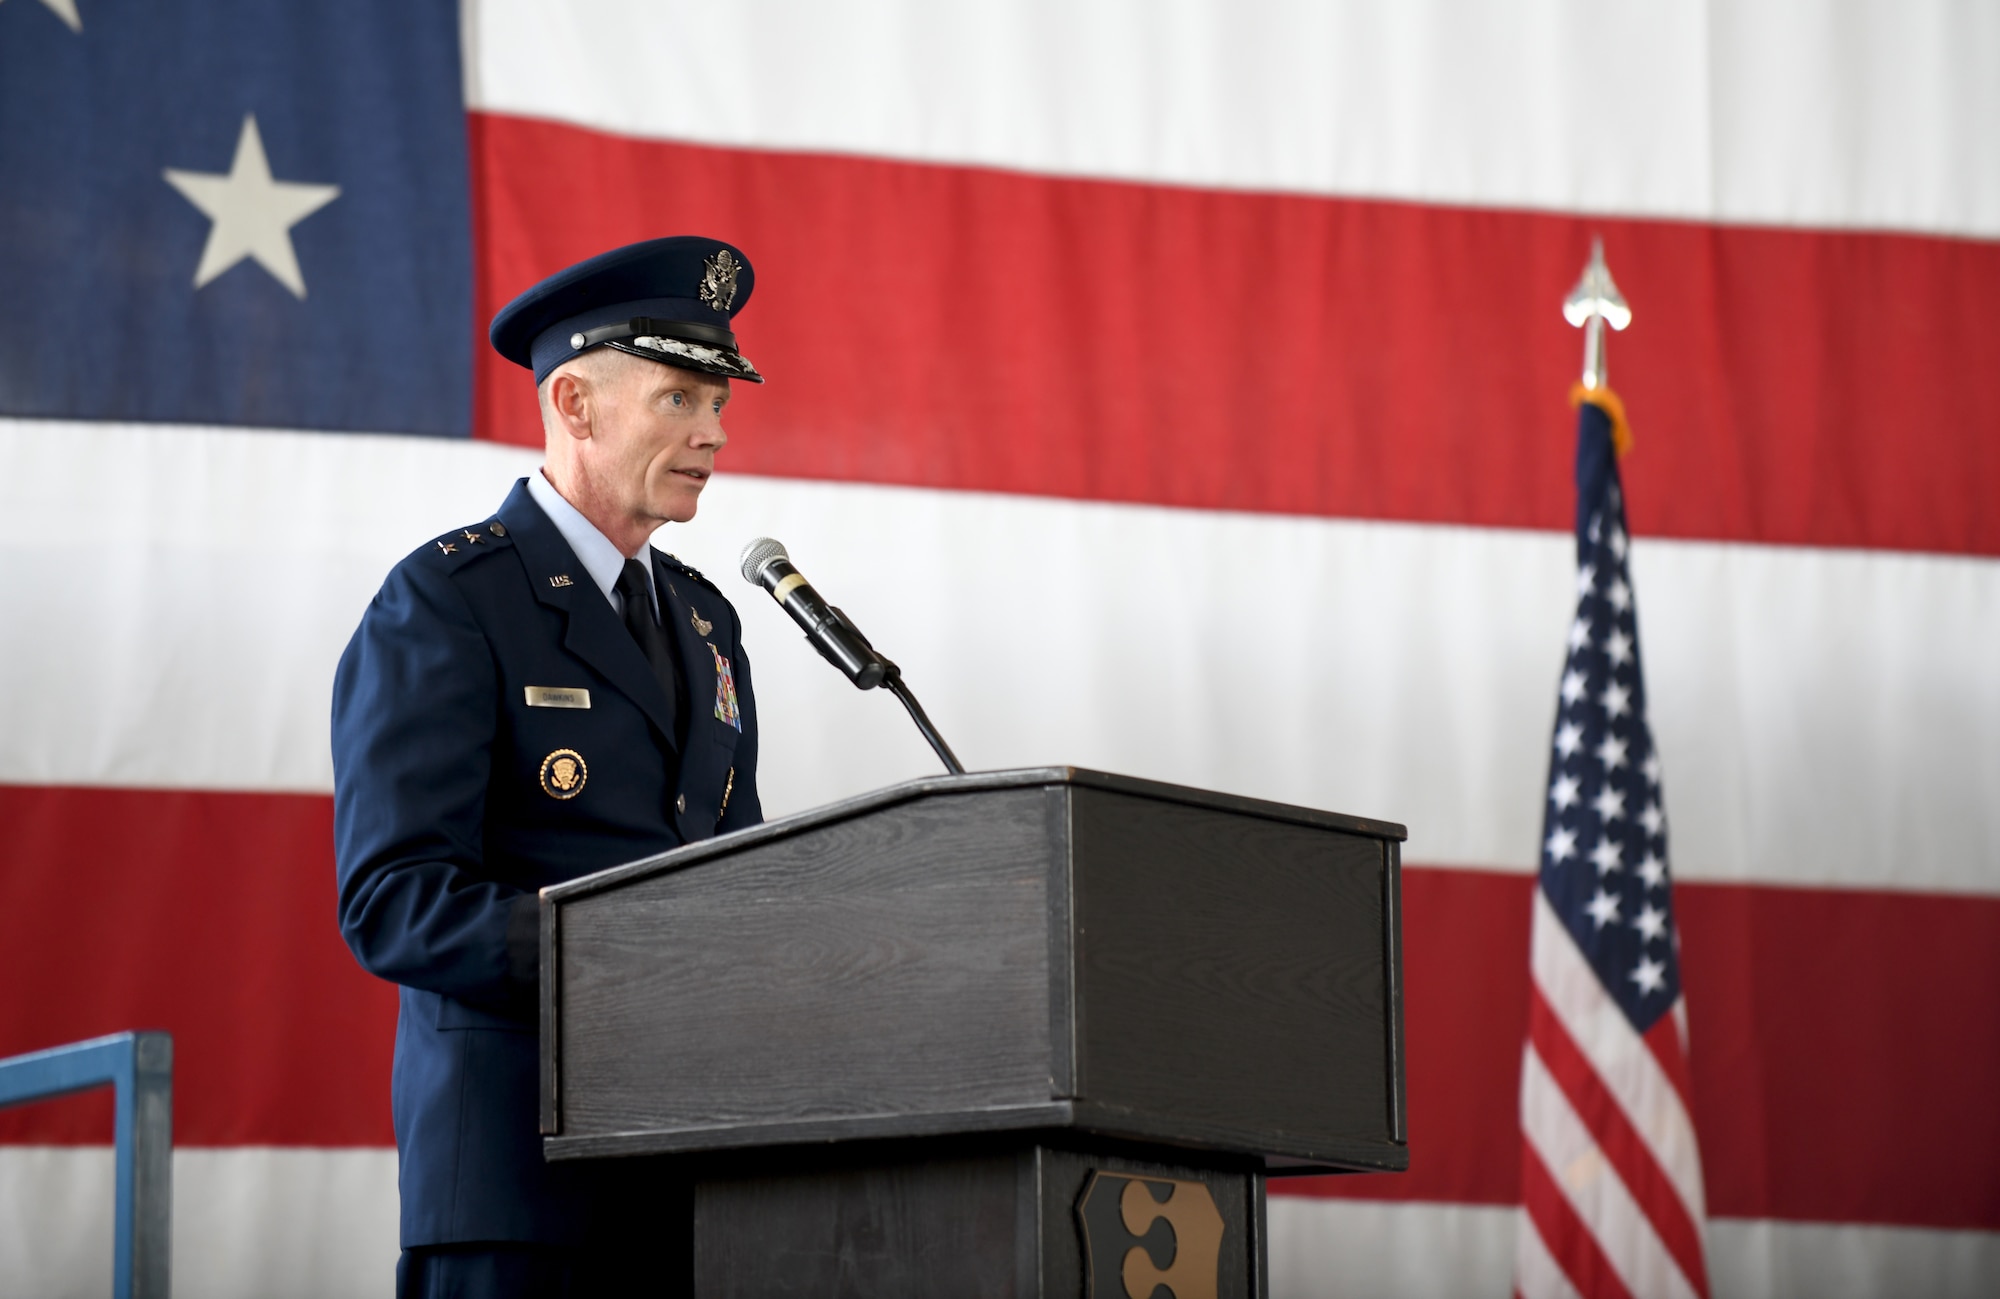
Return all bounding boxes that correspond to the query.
[165,115,341,298]
[0,0,472,433]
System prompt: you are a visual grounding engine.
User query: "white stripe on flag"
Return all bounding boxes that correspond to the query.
[0,1146,398,1299]
[462,0,2000,237]
[4,1147,1994,1299]
[3,418,1997,896]
[1264,1196,2000,1299]
[1521,1047,1703,1299]
[1531,891,1708,1219]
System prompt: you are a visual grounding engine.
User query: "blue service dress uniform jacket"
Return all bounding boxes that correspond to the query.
[330,477,761,1247]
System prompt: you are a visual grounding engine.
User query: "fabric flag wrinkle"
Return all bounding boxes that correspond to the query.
[1529,985,1708,1290]
[1530,894,1706,1212]
[1521,1049,1700,1299]
[1519,392,1711,1299]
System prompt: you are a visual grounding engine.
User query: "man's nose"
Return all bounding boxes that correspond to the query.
[691,410,727,449]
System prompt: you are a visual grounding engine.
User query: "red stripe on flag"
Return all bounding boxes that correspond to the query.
[1678,880,2000,1230]
[4,789,1997,1232]
[0,785,395,1146]
[1273,867,2000,1230]
[1520,1140,1639,1299]
[1528,989,1710,1297]
[469,112,2000,557]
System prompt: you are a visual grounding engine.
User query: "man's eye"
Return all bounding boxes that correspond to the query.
[669,392,685,407]
[712,401,724,414]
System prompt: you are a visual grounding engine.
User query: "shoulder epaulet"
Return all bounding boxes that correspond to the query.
[659,551,720,593]
[423,518,516,566]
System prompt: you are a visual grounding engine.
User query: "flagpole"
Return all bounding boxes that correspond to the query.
[1563,238,1632,389]
[1521,240,1712,1299]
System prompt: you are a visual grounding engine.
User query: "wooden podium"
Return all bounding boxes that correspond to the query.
[539,768,1407,1297]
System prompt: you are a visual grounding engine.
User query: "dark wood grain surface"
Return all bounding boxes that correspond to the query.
[1042,784,1077,1101]
[546,770,1407,1174]
[688,1137,1263,1298]
[539,899,560,1134]
[545,1102,1074,1162]
[557,788,1057,1137]
[1383,838,1408,1146]
[696,1150,1029,1298]
[1069,787,1396,1157]
[540,766,1406,906]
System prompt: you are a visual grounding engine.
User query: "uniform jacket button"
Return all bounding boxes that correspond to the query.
[676,793,687,814]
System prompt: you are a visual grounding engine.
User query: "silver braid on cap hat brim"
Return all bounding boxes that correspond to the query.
[606,336,764,383]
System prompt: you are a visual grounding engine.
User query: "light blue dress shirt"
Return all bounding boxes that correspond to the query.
[525,469,659,624]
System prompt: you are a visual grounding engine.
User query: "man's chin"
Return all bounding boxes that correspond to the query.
[649,490,703,526]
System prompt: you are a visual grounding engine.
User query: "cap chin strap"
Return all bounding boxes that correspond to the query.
[567,316,738,354]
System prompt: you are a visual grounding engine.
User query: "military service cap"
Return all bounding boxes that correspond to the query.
[489,236,763,385]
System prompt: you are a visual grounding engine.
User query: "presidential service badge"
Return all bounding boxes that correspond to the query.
[710,644,743,731]
[699,248,741,312]
[539,748,588,799]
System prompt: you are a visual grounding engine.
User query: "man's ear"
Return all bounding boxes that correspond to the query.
[549,370,592,442]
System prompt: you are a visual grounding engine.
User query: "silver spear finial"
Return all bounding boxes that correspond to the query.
[1563,238,1631,390]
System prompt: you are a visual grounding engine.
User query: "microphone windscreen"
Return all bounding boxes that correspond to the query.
[739,536,789,584]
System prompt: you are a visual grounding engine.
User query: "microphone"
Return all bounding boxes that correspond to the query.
[738,536,892,689]
[739,537,965,774]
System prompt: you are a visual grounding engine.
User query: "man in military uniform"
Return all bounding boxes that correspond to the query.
[332,236,766,1296]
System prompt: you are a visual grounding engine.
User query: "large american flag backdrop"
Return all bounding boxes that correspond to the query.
[2,2,1995,1295]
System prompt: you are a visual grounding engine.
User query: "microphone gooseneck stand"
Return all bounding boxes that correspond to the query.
[825,606,964,775]
[741,538,968,776]
[884,672,964,776]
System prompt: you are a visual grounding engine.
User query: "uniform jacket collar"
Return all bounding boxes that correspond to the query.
[497,478,679,750]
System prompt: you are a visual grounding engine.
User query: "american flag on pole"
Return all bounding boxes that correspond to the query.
[1516,379,1711,1299]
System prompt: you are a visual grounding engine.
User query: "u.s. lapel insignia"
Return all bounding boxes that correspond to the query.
[539,748,587,799]
[690,607,714,636]
[699,248,742,312]
[709,644,743,731]
[549,574,574,588]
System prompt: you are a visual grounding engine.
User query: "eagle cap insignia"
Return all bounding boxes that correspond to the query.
[698,248,741,313]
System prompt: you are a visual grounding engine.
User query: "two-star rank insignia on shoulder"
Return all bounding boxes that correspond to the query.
[658,552,723,598]
[659,552,706,582]
[427,520,514,565]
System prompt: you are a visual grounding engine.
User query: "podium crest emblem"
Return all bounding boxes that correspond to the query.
[1076,1172,1225,1299]
[539,748,588,799]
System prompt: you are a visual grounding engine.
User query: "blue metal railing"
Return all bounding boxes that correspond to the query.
[0,1032,173,1299]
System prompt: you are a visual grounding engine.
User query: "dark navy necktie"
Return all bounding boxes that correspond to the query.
[615,557,683,743]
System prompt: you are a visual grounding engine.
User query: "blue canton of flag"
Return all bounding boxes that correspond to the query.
[1539,398,1681,1031]
[0,0,470,435]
